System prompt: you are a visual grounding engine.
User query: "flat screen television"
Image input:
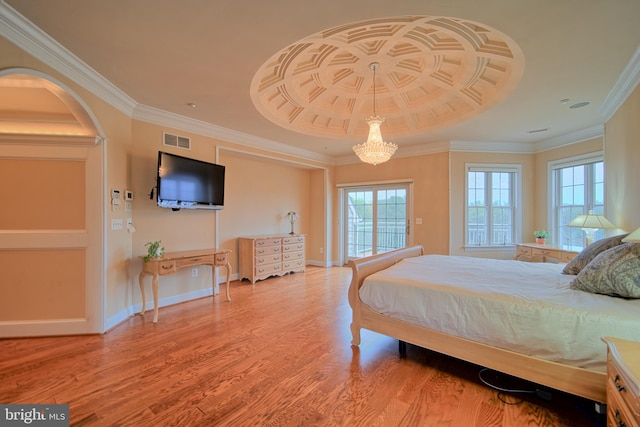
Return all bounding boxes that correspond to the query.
[156,151,225,210]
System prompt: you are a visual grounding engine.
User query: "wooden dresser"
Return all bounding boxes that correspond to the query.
[239,234,305,284]
[603,337,640,427]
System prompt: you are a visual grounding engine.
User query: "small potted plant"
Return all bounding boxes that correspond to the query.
[143,240,164,262]
[534,230,550,244]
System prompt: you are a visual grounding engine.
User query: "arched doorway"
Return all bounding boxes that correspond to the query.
[0,69,105,336]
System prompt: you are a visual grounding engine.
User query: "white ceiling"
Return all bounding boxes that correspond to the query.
[2,0,640,163]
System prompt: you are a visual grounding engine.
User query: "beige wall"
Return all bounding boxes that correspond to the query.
[605,83,640,232]
[217,150,313,272]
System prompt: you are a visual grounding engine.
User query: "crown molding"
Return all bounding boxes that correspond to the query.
[449,140,534,153]
[133,104,333,165]
[0,1,137,116]
[534,125,604,153]
[599,45,640,121]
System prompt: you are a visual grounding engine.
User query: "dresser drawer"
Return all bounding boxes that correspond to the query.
[561,251,577,262]
[255,262,282,279]
[283,236,305,245]
[283,243,305,253]
[608,381,640,427]
[282,250,304,261]
[256,245,282,256]
[255,253,282,266]
[283,259,305,272]
[608,353,640,418]
[255,238,282,248]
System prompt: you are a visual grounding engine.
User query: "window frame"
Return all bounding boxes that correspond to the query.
[464,163,522,251]
[548,152,604,247]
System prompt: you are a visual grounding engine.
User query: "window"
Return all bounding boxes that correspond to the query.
[551,155,604,247]
[343,183,410,260]
[466,164,520,247]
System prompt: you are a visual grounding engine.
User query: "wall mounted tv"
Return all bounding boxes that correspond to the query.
[156,151,225,210]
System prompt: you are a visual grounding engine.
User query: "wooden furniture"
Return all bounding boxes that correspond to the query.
[139,248,231,323]
[603,337,640,427]
[514,242,581,262]
[348,245,607,403]
[239,234,305,284]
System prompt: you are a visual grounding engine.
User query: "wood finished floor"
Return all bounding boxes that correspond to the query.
[1,266,606,426]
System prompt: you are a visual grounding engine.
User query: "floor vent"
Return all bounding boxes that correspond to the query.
[163,132,191,149]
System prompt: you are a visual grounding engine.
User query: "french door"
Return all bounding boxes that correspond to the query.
[343,183,411,262]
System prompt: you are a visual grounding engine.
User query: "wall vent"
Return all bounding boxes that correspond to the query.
[163,132,191,149]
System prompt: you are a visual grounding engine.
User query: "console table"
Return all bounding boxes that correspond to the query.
[514,243,581,263]
[138,248,231,322]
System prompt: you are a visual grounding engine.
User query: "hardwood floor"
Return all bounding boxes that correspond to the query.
[1,266,606,426]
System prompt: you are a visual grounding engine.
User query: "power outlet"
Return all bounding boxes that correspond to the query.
[191,268,198,277]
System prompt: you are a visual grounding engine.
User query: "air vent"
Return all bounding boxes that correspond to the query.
[163,132,191,149]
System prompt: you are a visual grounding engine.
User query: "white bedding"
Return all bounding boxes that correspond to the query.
[359,254,640,372]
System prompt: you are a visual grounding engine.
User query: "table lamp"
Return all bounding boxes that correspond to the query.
[567,211,616,246]
[622,227,640,243]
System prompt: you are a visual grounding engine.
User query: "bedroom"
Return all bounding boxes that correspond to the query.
[1,0,640,424]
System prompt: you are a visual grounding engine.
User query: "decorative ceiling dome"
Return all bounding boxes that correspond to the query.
[251,15,525,141]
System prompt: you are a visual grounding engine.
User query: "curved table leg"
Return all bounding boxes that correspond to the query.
[224,262,231,301]
[152,273,159,323]
[138,271,146,316]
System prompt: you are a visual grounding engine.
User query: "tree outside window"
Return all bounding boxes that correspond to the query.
[466,166,519,247]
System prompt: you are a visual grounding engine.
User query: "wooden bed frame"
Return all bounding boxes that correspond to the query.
[347,245,607,403]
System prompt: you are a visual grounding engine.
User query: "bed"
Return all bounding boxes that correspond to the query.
[348,243,640,403]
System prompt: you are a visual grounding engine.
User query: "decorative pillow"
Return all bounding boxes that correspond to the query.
[570,243,640,298]
[562,233,628,275]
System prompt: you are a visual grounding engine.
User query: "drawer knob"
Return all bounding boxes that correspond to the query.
[614,374,627,392]
[614,409,627,427]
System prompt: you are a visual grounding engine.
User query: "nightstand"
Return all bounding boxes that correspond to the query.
[602,337,640,427]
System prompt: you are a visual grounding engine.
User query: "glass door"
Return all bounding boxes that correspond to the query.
[344,184,410,261]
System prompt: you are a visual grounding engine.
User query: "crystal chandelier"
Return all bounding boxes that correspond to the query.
[352,62,398,165]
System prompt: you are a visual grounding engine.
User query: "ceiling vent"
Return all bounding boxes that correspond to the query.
[163,132,190,149]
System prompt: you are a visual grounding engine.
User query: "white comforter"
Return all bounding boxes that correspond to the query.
[359,254,640,372]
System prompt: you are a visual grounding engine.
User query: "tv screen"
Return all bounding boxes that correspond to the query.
[156,151,225,210]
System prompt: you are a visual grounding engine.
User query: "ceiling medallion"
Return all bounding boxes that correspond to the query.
[250,15,524,150]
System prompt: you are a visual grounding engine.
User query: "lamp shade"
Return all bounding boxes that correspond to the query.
[622,227,640,243]
[566,212,616,229]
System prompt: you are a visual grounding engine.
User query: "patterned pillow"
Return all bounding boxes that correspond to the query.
[562,233,628,275]
[570,243,640,298]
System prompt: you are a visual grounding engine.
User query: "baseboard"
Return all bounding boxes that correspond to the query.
[105,286,215,332]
